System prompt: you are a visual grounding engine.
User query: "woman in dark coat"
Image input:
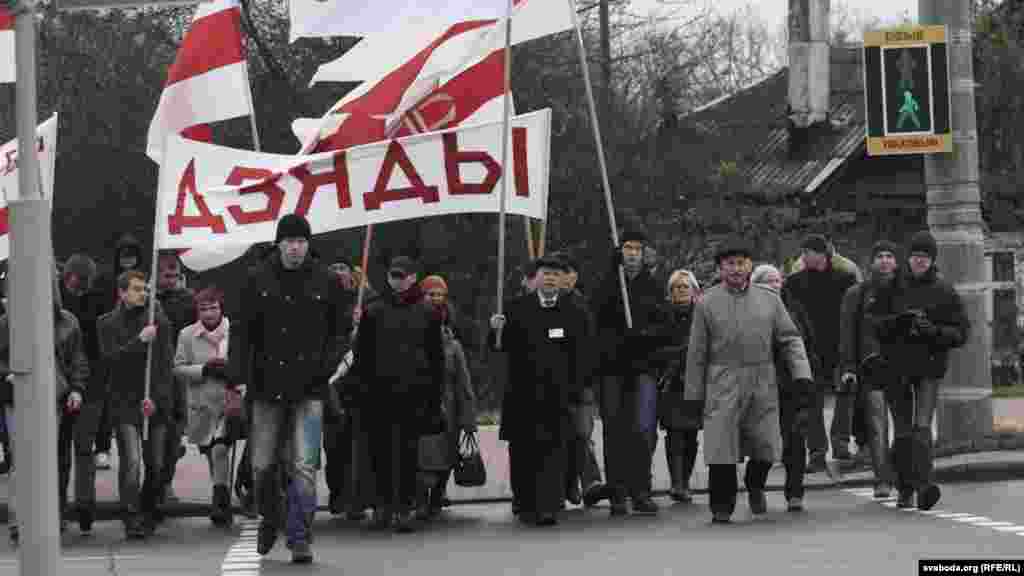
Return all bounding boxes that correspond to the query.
[653,269,701,502]
[751,264,819,512]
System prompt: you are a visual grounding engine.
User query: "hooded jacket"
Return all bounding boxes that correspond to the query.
[0,273,91,408]
[97,234,146,314]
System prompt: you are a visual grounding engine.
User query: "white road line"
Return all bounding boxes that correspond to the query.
[953,516,992,523]
[972,521,1015,527]
[993,525,1024,532]
[221,519,262,576]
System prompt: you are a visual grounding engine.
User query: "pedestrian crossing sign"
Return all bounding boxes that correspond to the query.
[863,25,952,156]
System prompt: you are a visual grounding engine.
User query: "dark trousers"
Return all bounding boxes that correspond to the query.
[94,398,113,454]
[778,393,806,499]
[509,438,567,518]
[831,392,855,454]
[367,408,419,514]
[59,402,100,515]
[886,377,938,493]
[162,419,183,490]
[807,384,828,458]
[323,409,350,500]
[115,420,167,522]
[664,429,698,491]
[600,374,656,501]
[708,461,772,516]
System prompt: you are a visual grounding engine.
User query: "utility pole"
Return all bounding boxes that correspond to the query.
[6,0,60,574]
[919,0,993,449]
[598,0,611,120]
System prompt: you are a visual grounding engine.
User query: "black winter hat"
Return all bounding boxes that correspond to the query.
[620,225,648,245]
[908,230,937,259]
[715,236,755,263]
[801,234,831,255]
[534,254,570,272]
[871,240,900,260]
[388,256,421,277]
[275,213,312,244]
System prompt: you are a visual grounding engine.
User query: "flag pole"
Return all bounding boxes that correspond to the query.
[142,146,165,442]
[493,0,514,350]
[567,0,631,328]
[242,61,262,153]
[352,222,373,338]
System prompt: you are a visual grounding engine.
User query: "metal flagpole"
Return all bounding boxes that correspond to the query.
[493,0,514,349]
[567,0,632,328]
[142,209,160,442]
[8,0,60,572]
[243,61,262,153]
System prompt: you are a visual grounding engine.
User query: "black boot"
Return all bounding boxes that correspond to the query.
[912,427,940,510]
[78,501,95,535]
[256,467,281,555]
[211,484,233,527]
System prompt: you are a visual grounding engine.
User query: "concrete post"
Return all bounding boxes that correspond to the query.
[8,0,61,573]
[919,0,993,449]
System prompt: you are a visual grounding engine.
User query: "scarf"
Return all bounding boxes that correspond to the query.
[198,317,230,359]
[397,283,423,307]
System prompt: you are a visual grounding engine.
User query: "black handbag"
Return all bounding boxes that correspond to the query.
[453,432,486,487]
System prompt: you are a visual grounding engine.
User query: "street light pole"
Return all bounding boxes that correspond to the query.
[7,0,60,574]
[919,0,993,449]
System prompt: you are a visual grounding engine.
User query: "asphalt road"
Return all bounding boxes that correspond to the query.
[2,481,1021,575]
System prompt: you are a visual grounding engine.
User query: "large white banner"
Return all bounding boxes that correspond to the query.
[0,113,59,261]
[157,109,550,251]
[288,0,507,43]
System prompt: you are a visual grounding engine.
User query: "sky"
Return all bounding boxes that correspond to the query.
[631,0,920,34]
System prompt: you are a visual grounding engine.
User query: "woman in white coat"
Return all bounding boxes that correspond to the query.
[173,286,240,527]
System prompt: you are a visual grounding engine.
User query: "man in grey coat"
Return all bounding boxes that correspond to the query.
[685,238,814,523]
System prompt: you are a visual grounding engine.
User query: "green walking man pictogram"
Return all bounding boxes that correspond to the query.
[897,90,921,130]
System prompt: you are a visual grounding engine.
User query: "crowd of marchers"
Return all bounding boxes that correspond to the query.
[0,213,969,565]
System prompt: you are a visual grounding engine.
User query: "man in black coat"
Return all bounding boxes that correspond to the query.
[353,255,444,534]
[782,234,859,470]
[870,231,969,511]
[592,226,664,516]
[490,255,588,526]
[230,214,344,564]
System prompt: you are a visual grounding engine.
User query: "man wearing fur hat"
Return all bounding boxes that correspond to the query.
[685,237,813,523]
[231,213,345,563]
[592,225,666,516]
[869,230,968,510]
[783,234,860,470]
[490,254,589,526]
[838,240,902,499]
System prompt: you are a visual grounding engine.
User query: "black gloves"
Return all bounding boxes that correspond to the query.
[682,400,704,430]
[202,358,230,383]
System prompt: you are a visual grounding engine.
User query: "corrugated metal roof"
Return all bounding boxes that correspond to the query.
[682,48,868,198]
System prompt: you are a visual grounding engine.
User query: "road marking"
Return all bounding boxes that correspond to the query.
[221,519,261,576]
[845,489,1024,539]
[0,555,146,565]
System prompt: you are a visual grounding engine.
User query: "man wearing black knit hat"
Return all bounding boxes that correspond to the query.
[592,224,666,516]
[783,233,860,471]
[231,213,345,564]
[838,240,901,499]
[869,230,968,511]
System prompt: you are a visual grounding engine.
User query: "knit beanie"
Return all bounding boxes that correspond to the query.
[871,240,900,260]
[275,214,312,244]
[620,225,648,245]
[801,234,830,255]
[908,230,937,259]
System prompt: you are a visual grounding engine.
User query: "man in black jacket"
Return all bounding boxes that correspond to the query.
[593,226,664,516]
[871,231,969,511]
[353,255,444,534]
[230,214,344,564]
[490,255,588,526]
[782,234,859,470]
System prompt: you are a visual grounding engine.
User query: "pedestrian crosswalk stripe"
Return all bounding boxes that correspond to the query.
[934,513,974,518]
[974,521,1015,527]
[993,525,1024,532]
[845,487,1024,538]
[954,517,992,523]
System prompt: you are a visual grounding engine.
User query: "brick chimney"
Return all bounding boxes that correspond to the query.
[787,0,830,128]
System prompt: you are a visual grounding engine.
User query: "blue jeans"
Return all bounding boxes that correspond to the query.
[250,399,322,546]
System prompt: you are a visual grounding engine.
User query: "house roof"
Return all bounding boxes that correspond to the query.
[682,46,867,198]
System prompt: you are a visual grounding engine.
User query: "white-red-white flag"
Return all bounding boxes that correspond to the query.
[289,0,513,43]
[146,0,253,163]
[0,8,14,84]
[296,0,572,153]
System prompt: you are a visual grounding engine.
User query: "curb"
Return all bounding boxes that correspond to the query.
[4,457,1022,524]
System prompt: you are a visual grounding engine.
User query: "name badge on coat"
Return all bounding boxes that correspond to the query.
[548,328,565,339]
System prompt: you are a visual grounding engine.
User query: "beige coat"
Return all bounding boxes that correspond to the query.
[174,318,230,447]
[684,282,812,464]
